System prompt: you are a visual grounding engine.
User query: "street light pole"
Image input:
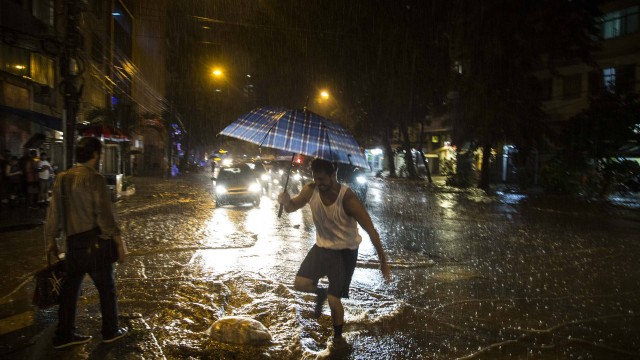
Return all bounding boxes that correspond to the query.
[61,0,83,169]
[211,67,225,132]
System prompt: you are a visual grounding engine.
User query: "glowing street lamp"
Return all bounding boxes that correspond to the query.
[212,68,223,78]
[320,90,330,99]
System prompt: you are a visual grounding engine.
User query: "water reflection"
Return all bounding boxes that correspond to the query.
[496,191,527,205]
[109,175,640,359]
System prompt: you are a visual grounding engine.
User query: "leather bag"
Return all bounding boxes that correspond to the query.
[32,258,66,309]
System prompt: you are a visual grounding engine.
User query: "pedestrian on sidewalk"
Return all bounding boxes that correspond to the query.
[5,155,22,206]
[45,137,129,349]
[21,149,38,208]
[278,158,391,343]
[37,152,52,205]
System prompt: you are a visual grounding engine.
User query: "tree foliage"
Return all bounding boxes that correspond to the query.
[163,0,606,189]
[449,0,601,189]
[566,91,640,159]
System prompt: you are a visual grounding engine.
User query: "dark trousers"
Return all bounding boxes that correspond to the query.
[56,245,119,339]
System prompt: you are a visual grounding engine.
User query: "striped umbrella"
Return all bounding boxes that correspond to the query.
[219,107,368,168]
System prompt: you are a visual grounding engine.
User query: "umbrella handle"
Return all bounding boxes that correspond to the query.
[278,154,296,218]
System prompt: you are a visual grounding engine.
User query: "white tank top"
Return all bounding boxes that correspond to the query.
[309,184,362,250]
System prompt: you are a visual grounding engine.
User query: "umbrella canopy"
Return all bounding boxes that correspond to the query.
[219,107,368,168]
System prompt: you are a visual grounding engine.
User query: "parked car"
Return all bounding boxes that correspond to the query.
[337,163,368,204]
[213,164,262,207]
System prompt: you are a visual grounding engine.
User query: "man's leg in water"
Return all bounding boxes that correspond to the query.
[327,295,344,338]
[294,275,328,318]
[294,275,318,292]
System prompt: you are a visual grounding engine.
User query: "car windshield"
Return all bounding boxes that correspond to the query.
[247,162,266,173]
[217,166,254,180]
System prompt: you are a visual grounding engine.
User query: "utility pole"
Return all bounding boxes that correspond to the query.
[61,0,83,169]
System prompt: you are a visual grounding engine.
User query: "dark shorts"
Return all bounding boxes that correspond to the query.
[297,244,358,298]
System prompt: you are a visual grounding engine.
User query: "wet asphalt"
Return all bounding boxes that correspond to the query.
[0,172,639,359]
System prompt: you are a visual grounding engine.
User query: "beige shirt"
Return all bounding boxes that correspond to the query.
[45,164,120,241]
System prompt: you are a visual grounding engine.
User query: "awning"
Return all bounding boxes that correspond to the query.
[78,124,130,142]
[0,104,62,131]
[24,133,46,148]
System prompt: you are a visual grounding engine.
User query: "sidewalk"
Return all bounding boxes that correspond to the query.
[0,206,165,359]
[0,204,47,233]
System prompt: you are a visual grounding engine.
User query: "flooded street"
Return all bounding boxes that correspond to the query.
[102,173,640,359]
[1,173,639,359]
[3,1,638,359]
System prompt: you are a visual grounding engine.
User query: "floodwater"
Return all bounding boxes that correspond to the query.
[113,173,640,359]
[2,173,639,359]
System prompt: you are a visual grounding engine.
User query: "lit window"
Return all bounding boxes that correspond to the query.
[453,60,462,74]
[0,45,30,77]
[33,0,54,26]
[601,6,639,39]
[30,53,55,87]
[603,67,616,91]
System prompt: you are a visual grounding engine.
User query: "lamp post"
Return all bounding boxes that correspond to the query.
[211,67,225,132]
[313,89,339,120]
[210,67,256,131]
[62,0,83,169]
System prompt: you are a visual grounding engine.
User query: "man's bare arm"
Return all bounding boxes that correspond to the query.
[343,189,391,282]
[279,183,315,213]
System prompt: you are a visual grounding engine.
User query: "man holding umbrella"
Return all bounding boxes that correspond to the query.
[278,158,391,342]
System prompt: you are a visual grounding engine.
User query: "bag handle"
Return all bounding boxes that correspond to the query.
[43,174,68,266]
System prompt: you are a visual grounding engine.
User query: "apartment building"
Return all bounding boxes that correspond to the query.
[0,0,63,163]
[538,1,639,126]
[396,0,639,176]
[1,0,174,179]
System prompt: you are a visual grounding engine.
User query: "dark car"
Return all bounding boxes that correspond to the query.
[213,164,262,207]
[267,160,311,196]
[337,163,368,204]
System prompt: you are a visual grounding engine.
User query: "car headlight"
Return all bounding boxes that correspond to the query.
[215,185,227,194]
[261,174,270,181]
[356,176,367,184]
[293,173,301,181]
[278,169,284,176]
[273,179,280,185]
[249,182,261,193]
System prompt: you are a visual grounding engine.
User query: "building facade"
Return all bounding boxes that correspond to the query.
[0,0,64,164]
[397,0,639,177]
[1,0,177,181]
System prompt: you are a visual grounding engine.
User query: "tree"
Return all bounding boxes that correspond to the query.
[449,0,601,189]
[337,1,452,177]
[563,90,640,195]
